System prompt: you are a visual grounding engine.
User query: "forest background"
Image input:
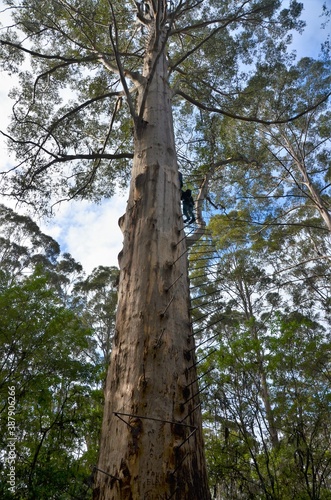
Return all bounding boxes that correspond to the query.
[0,0,331,499]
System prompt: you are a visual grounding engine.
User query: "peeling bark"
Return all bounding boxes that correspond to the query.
[94,46,210,500]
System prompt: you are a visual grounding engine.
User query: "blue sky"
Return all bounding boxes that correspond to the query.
[291,0,329,58]
[0,0,329,274]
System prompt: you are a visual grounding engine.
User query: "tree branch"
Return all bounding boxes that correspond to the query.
[33,152,133,176]
[186,158,242,247]
[169,20,232,74]
[176,89,331,125]
[108,6,137,121]
[170,0,271,35]
[82,97,124,187]
[0,38,95,63]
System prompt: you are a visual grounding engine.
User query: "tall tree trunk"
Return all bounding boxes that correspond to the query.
[239,279,279,448]
[93,49,210,500]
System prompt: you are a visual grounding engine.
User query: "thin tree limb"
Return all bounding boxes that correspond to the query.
[108,6,137,121]
[176,90,331,125]
[0,38,95,63]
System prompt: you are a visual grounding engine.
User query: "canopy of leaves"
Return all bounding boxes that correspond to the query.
[188,208,331,498]
[0,206,117,499]
[0,0,314,213]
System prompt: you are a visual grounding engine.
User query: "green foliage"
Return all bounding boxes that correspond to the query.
[0,0,311,212]
[74,265,119,369]
[190,209,331,498]
[0,207,117,499]
[0,268,101,499]
[199,307,331,497]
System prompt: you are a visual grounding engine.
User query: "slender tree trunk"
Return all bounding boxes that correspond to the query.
[281,132,331,232]
[259,369,279,448]
[93,49,210,500]
[239,280,279,448]
[301,167,331,232]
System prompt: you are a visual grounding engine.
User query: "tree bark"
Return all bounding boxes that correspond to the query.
[279,130,331,232]
[93,47,210,500]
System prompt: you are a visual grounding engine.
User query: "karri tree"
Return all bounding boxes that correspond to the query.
[0,1,319,498]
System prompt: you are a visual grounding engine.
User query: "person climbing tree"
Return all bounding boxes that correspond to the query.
[178,171,183,189]
[181,189,196,224]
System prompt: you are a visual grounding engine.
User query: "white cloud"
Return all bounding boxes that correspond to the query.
[39,195,127,274]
